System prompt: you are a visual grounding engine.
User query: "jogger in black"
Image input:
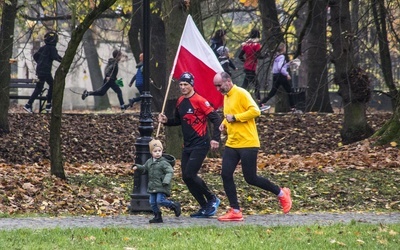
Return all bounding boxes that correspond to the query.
[158,72,222,218]
[24,31,62,113]
[81,49,127,111]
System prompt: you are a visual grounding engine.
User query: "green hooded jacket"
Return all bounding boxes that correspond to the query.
[135,156,174,196]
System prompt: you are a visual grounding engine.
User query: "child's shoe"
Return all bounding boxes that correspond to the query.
[149,212,163,223]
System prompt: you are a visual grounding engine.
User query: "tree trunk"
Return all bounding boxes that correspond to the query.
[371,0,400,145]
[259,0,288,112]
[259,0,284,50]
[371,0,398,106]
[161,0,189,158]
[83,28,111,110]
[149,2,167,112]
[128,0,143,59]
[341,101,374,142]
[50,0,118,179]
[0,0,18,134]
[374,92,400,145]
[328,0,373,144]
[301,0,332,113]
[350,0,360,65]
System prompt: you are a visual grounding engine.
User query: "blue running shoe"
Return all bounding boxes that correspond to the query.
[190,208,208,218]
[204,197,221,216]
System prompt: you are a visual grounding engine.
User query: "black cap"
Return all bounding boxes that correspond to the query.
[44,31,58,45]
[179,72,194,86]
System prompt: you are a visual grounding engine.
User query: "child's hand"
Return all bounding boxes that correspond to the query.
[132,165,137,171]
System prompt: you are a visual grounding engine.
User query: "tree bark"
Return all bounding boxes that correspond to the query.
[0,0,18,134]
[148,1,167,112]
[258,0,288,112]
[328,0,373,144]
[161,0,190,158]
[50,0,118,179]
[259,0,283,50]
[373,93,400,145]
[301,0,332,112]
[128,0,143,59]
[371,0,400,146]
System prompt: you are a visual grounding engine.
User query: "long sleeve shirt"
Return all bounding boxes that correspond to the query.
[104,58,119,80]
[33,44,62,76]
[222,85,261,148]
[272,54,290,77]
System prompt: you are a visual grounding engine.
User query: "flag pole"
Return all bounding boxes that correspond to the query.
[156,73,173,138]
[155,16,188,138]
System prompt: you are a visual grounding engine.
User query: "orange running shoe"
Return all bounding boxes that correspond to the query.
[279,187,292,214]
[217,208,244,221]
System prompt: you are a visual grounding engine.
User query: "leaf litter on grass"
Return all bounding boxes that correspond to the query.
[0,112,399,216]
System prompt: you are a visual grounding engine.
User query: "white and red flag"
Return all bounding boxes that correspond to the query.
[171,15,224,109]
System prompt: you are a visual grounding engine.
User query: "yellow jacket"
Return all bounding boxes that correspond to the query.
[222,85,261,148]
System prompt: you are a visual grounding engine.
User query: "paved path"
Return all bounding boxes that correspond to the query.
[1,212,399,230]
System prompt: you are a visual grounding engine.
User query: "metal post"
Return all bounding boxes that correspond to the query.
[129,0,153,212]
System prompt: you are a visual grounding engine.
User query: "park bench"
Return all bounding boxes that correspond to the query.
[9,78,47,113]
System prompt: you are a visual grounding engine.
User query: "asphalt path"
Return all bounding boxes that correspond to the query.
[1,212,399,230]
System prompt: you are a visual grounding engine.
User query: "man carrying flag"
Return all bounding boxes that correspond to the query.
[157,15,225,217]
[158,72,222,218]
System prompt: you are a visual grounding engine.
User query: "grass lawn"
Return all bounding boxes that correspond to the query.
[0,222,399,249]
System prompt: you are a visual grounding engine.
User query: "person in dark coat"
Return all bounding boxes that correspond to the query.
[24,31,63,113]
[210,29,226,56]
[81,49,127,111]
[133,139,181,223]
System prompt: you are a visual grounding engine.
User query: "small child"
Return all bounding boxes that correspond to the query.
[216,46,237,76]
[132,139,181,223]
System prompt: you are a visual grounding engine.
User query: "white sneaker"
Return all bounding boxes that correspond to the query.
[45,104,52,113]
[294,109,303,114]
[291,108,303,114]
[260,105,271,112]
[23,104,33,113]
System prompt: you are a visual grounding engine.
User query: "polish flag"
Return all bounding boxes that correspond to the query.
[171,15,224,109]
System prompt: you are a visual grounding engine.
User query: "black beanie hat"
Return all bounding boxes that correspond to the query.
[179,72,194,86]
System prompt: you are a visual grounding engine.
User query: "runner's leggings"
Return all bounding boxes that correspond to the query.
[28,75,54,105]
[221,146,281,210]
[89,79,124,106]
[181,147,214,208]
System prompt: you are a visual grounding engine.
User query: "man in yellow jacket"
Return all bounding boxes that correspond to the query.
[213,71,292,221]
